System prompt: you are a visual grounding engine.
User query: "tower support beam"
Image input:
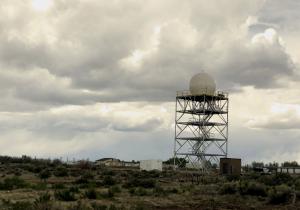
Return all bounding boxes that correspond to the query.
[174,91,229,171]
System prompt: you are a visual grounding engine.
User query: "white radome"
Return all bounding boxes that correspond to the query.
[189,72,216,95]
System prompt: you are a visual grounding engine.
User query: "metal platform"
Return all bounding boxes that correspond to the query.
[174,90,229,171]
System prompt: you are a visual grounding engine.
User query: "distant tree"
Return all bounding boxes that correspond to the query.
[265,162,279,168]
[164,157,187,168]
[251,161,264,168]
[53,166,68,177]
[77,160,92,170]
[39,169,51,183]
[282,161,298,167]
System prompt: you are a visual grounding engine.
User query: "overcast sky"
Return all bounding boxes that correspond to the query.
[0,0,300,164]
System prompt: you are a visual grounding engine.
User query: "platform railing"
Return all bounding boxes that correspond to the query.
[176,90,228,97]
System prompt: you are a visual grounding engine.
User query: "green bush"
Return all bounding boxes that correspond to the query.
[268,184,292,204]
[54,189,77,201]
[85,188,98,199]
[153,185,166,196]
[295,179,300,191]
[81,171,94,179]
[33,192,52,210]
[38,169,51,182]
[107,188,115,198]
[226,174,240,182]
[103,176,116,186]
[108,204,118,210]
[257,175,274,186]
[91,202,108,210]
[53,166,68,177]
[110,185,122,194]
[219,182,237,194]
[239,181,267,197]
[31,182,47,191]
[69,186,80,193]
[0,176,27,190]
[133,187,148,196]
[67,201,93,210]
[102,170,116,176]
[124,178,156,189]
[271,173,293,186]
[52,183,65,189]
[10,201,33,210]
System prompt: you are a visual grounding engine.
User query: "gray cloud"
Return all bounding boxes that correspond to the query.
[0,0,297,108]
[0,0,300,163]
[247,110,300,130]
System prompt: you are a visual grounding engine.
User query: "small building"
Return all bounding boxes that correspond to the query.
[122,161,139,168]
[140,160,162,171]
[277,167,300,174]
[95,158,122,167]
[220,158,241,175]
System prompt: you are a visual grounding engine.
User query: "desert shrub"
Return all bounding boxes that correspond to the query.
[295,179,300,191]
[35,192,51,203]
[91,202,108,210]
[54,189,77,201]
[257,175,274,186]
[129,187,135,195]
[99,188,115,198]
[219,182,237,194]
[153,185,166,196]
[69,186,80,193]
[103,176,116,186]
[85,188,98,199]
[31,182,47,190]
[39,169,51,182]
[124,178,156,189]
[0,176,27,190]
[239,181,267,197]
[10,201,33,210]
[13,169,22,176]
[143,170,160,178]
[268,184,292,204]
[133,187,148,196]
[52,183,65,189]
[110,185,122,194]
[132,204,146,210]
[33,192,52,210]
[68,201,93,210]
[53,166,68,177]
[226,174,240,182]
[107,187,115,198]
[69,169,82,177]
[75,172,95,186]
[271,173,293,186]
[82,171,95,180]
[33,166,44,174]
[108,204,118,210]
[75,176,89,185]
[102,169,115,176]
[168,187,179,194]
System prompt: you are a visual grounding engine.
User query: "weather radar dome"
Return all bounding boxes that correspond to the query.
[189,72,216,96]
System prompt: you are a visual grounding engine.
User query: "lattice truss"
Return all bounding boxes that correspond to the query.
[174,93,229,170]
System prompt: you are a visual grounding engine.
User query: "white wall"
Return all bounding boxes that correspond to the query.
[140,160,162,171]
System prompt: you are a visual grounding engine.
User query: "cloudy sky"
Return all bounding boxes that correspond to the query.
[0,0,300,164]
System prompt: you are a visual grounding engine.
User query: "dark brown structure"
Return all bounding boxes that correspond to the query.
[220,158,241,175]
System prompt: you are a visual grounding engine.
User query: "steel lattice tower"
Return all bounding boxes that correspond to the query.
[174,90,228,171]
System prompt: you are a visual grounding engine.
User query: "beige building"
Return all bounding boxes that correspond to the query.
[95,158,122,167]
[95,158,139,168]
